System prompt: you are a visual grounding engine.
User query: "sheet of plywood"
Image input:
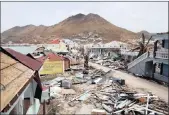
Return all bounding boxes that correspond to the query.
[0,69,34,111]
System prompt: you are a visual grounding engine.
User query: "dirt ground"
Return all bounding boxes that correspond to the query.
[89,62,168,102]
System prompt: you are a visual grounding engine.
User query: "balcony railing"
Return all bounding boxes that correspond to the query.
[155,51,168,59]
[128,50,168,69]
[149,50,168,59]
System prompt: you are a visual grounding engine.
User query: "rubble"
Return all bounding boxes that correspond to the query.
[42,65,168,115]
[91,56,127,70]
[61,79,72,89]
[91,109,106,115]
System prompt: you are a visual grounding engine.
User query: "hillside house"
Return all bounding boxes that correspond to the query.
[0,47,43,114]
[46,39,69,54]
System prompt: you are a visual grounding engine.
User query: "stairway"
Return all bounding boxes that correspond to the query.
[128,52,149,69]
[127,52,151,76]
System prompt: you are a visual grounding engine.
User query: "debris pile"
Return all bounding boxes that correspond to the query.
[41,66,168,115]
[87,82,168,115]
[92,58,126,70]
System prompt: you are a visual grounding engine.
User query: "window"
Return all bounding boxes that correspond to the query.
[155,63,161,74]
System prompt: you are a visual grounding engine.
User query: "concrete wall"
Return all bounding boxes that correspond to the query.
[162,64,168,77]
[154,73,168,83]
[128,58,152,76]
[164,40,168,49]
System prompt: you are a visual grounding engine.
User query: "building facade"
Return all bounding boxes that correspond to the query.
[128,33,168,83]
[151,33,168,83]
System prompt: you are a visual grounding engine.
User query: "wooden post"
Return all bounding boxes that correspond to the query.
[43,100,46,115]
[48,86,50,104]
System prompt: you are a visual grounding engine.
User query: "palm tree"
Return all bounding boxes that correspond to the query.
[131,33,152,57]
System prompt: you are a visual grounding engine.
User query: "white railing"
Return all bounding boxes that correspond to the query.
[155,51,168,59]
[127,50,168,69]
[149,51,153,58]
[128,52,149,69]
[121,50,138,56]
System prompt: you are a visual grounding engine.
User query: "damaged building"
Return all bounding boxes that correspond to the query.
[0,47,43,114]
[128,33,168,84]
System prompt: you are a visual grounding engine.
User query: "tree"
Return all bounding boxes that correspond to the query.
[131,33,152,57]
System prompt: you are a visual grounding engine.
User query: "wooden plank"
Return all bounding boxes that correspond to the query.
[0,69,34,111]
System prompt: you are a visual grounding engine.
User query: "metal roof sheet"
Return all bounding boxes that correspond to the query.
[1,47,42,71]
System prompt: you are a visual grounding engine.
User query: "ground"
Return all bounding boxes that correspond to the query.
[38,63,168,114]
[89,62,168,102]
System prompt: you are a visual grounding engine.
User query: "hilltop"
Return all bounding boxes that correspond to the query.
[2,13,138,44]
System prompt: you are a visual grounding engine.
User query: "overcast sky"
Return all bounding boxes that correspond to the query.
[1,2,168,33]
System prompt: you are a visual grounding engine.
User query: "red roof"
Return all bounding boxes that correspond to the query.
[36,55,48,63]
[50,39,60,44]
[63,56,70,61]
[47,53,64,61]
[3,48,42,71]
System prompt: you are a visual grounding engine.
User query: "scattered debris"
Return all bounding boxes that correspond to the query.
[78,91,91,101]
[41,65,168,115]
[61,88,76,95]
[61,79,72,89]
[91,57,126,70]
[91,109,106,115]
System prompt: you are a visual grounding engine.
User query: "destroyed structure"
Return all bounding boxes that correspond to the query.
[128,33,168,84]
[38,66,168,115]
[1,35,168,115]
[0,47,42,114]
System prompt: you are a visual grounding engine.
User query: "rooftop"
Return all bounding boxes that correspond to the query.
[49,39,60,44]
[47,53,64,61]
[2,47,42,71]
[0,51,34,111]
[152,33,169,40]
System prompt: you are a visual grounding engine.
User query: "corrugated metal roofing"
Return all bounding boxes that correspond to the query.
[36,55,48,63]
[1,47,42,71]
[2,46,37,54]
[47,53,64,61]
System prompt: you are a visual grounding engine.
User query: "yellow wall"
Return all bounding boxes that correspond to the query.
[40,60,64,74]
